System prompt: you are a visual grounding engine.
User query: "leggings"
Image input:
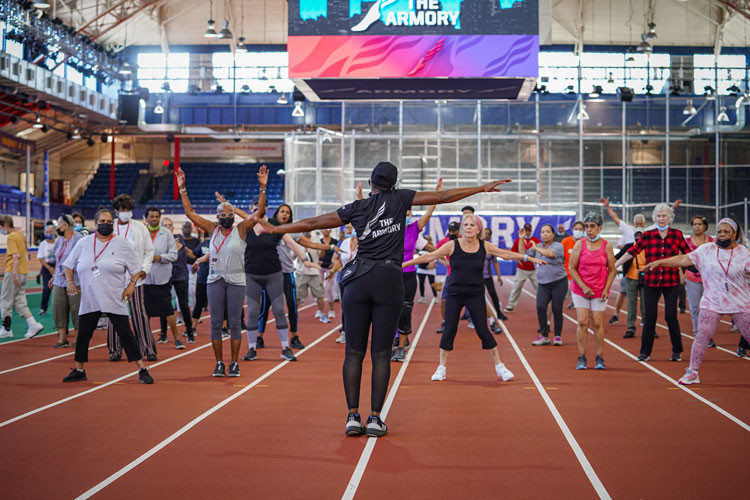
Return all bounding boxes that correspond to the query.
[338,281,346,333]
[207,279,245,341]
[40,266,53,311]
[641,285,683,357]
[690,310,750,371]
[259,272,298,334]
[245,272,288,348]
[77,312,140,363]
[536,277,568,337]
[441,294,498,351]
[397,272,418,335]
[192,282,208,320]
[160,279,192,334]
[484,277,503,317]
[342,265,403,413]
[417,273,437,298]
[108,284,157,358]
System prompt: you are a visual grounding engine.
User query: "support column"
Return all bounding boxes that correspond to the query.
[476,100,482,210]
[665,83,671,204]
[578,96,583,218]
[25,146,31,245]
[535,93,540,211]
[43,151,49,223]
[174,136,180,200]
[622,101,627,225]
[110,138,115,200]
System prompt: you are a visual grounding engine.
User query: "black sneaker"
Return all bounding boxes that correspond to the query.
[109,353,121,362]
[637,354,650,362]
[146,354,158,362]
[498,312,509,321]
[62,368,87,382]
[175,340,186,350]
[436,321,445,334]
[738,347,747,358]
[290,335,305,350]
[405,337,410,348]
[669,352,682,362]
[366,415,388,437]
[228,362,240,377]
[256,336,265,349]
[623,331,635,339]
[608,314,619,324]
[221,328,229,339]
[490,322,502,335]
[566,302,574,310]
[390,347,405,362]
[653,332,659,339]
[213,361,226,377]
[280,347,297,361]
[53,341,70,348]
[157,333,168,343]
[708,339,716,348]
[139,368,154,384]
[186,332,196,344]
[243,348,257,361]
[345,413,365,436]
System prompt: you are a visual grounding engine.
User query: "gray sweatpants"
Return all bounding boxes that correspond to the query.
[685,280,704,336]
[245,272,288,348]
[207,278,246,341]
[1,273,31,320]
[506,268,538,310]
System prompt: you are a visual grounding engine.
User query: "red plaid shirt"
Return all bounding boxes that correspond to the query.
[627,227,691,287]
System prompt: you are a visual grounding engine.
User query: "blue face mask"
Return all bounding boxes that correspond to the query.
[74,224,82,231]
[656,224,669,231]
[405,216,412,226]
[45,234,54,240]
[587,234,601,242]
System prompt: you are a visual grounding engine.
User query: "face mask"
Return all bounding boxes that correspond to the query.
[45,234,54,240]
[147,224,160,231]
[716,238,732,249]
[524,234,532,239]
[345,232,354,238]
[656,224,669,231]
[56,228,65,236]
[587,234,601,242]
[573,230,584,239]
[118,211,132,223]
[219,217,235,229]
[0,228,6,235]
[556,231,565,236]
[405,216,412,226]
[74,224,82,232]
[97,223,114,237]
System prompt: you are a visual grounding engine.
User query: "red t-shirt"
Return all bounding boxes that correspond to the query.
[512,236,540,271]
[437,235,453,275]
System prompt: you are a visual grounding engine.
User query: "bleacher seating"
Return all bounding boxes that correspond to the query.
[75,163,146,209]
[0,183,64,220]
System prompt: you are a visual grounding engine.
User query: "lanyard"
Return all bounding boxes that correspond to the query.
[212,227,232,254]
[716,245,734,280]
[57,236,71,262]
[116,221,129,239]
[93,236,113,263]
[150,230,158,243]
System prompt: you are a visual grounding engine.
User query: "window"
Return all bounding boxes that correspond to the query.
[137,52,189,93]
[694,54,747,95]
[66,64,83,85]
[212,51,294,93]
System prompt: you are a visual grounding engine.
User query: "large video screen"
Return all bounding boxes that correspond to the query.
[288,0,539,79]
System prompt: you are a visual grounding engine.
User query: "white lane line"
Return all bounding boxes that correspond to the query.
[74,323,342,500]
[518,287,750,433]
[0,304,315,428]
[342,301,435,500]
[0,331,59,345]
[494,297,612,500]
[0,343,107,375]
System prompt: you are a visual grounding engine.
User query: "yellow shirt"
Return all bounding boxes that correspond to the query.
[5,231,29,274]
[625,250,646,280]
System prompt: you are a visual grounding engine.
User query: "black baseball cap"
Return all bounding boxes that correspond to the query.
[370,161,398,189]
[448,222,460,231]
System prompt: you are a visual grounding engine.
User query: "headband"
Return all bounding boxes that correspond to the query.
[718,218,738,232]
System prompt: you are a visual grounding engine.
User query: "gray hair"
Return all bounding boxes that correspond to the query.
[633,214,646,225]
[216,202,234,215]
[583,212,603,227]
[94,207,115,221]
[651,203,674,223]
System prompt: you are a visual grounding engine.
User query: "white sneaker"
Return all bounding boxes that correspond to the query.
[495,363,514,382]
[335,331,346,344]
[433,297,440,304]
[0,326,12,339]
[319,314,331,324]
[418,297,425,304]
[24,321,44,339]
[431,365,447,381]
[328,310,336,319]
[315,310,321,318]
[467,320,475,329]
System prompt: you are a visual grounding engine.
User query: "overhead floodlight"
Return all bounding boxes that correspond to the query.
[32,116,43,128]
[576,103,589,121]
[236,37,247,52]
[644,22,657,41]
[292,101,305,117]
[217,20,233,39]
[682,99,697,115]
[33,1,50,8]
[636,40,652,54]
[71,128,81,140]
[589,85,603,98]
[626,54,635,62]
[607,72,614,84]
[204,19,218,38]
[704,86,715,100]
[717,106,729,123]
[154,100,164,114]
[276,93,288,104]
[726,84,742,96]
[118,62,133,75]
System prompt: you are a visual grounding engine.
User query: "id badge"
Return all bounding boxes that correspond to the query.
[91,265,101,277]
[212,257,218,263]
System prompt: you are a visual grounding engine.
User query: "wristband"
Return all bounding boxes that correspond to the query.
[523,255,528,262]
[179,188,186,194]
[260,189,266,194]
[330,245,335,251]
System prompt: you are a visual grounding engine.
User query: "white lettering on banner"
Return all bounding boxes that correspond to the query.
[492,216,515,248]
[170,142,283,158]
[515,216,541,235]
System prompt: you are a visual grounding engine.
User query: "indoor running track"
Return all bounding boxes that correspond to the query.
[1,282,748,500]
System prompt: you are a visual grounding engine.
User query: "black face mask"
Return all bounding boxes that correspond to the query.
[97,223,114,236]
[219,217,234,229]
[56,228,65,236]
[716,238,732,248]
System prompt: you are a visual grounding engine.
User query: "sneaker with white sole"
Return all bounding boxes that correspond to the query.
[24,321,44,338]
[335,331,346,344]
[467,320,475,329]
[431,365,447,381]
[576,355,588,370]
[319,314,331,324]
[0,326,13,339]
[366,415,387,437]
[328,310,336,319]
[228,361,240,377]
[678,368,700,385]
[418,297,425,304]
[532,335,551,346]
[553,336,563,346]
[280,347,297,361]
[594,356,606,370]
[495,363,514,381]
[345,413,365,436]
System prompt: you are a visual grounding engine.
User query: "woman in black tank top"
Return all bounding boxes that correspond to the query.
[405,214,546,383]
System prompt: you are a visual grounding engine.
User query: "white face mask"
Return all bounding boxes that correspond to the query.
[118,211,133,223]
[572,229,584,239]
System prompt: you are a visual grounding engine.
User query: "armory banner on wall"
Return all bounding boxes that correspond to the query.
[172,142,283,158]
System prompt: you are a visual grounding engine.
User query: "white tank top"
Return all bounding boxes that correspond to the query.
[207,226,246,286]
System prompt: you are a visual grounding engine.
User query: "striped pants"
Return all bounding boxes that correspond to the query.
[107,284,157,358]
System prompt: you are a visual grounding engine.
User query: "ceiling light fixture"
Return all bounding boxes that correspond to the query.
[682,99,697,115]
[154,100,164,114]
[716,106,729,123]
[33,1,50,8]
[292,101,305,117]
[576,102,589,121]
[32,116,43,128]
[217,20,233,39]
[277,93,288,105]
[204,0,217,38]
[71,128,81,140]
[644,22,657,41]
[589,85,603,98]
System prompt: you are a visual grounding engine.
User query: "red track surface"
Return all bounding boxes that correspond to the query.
[1,281,748,499]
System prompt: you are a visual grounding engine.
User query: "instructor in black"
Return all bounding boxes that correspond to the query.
[261,161,511,438]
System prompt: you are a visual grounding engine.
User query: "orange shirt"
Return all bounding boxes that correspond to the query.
[561,236,577,279]
[625,250,646,280]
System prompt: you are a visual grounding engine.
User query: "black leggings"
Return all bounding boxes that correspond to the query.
[77,312,141,363]
[642,285,683,356]
[342,265,404,413]
[259,272,298,334]
[192,283,208,320]
[484,277,502,317]
[41,266,53,311]
[417,273,437,297]
[536,277,568,336]
[160,279,192,334]
[397,272,418,335]
[441,294,497,351]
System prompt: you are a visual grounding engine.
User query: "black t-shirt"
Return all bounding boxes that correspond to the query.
[183,236,201,264]
[318,237,338,269]
[244,219,283,275]
[195,239,211,285]
[170,234,188,282]
[337,188,416,262]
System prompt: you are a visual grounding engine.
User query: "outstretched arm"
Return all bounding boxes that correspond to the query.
[417,178,442,230]
[298,234,342,253]
[642,253,693,272]
[485,242,546,265]
[177,168,217,235]
[403,241,455,268]
[260,211,344,235]
[600,198,622,226]
[412,178,511,206]
[237,166,268,238]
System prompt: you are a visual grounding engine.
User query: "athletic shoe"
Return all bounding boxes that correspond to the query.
[186,332,196,344]
[433,297,439,304]
[708,339,716,348]
[213,361,226,377]
[504,306,514,312]
[405,337,410,348]
[319,314,331,324]
[490,322,502,335]
[730,325,740,333]
[636,354,650,362]
[623,331,635,339]
[315,310,321,318]
[109,353,121,362]
[62,368,87,382]
[221,328,230,339]
[566,302,574,310]
[653,332,660,338]
[418,297,425,304]
[366,415,388,437]
[335,331,346,344]
[290,336,305,350]
[157,333,168,343]
[678,368,700,385]
[175,340,186,350]
[737,347,746,358]
[39,309,46,316]
[328,310,336,319]
[608,314,619,325]
[679,308,687,314]
[391,347,405,362]
[243,348,257,361]
[467,319,475,329]
[436,321,445,334]
[575,355,587,370]
[228,362,240,377]
[495,363,514,381]
[393,335,400,347]
[280,347,297,361]
[532,336,551,346]
[346,413,365,436]
[553,336,563,346]
[24,321,44,338]
[0,326,13,338]
[53,341,70,348]
[669,352,682,362]
[256,336,265,349]
[498,312,509,321]
[431,365,447,381]
[146,354,158,362]
[139,368,154,384]
[594,356,606,370]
